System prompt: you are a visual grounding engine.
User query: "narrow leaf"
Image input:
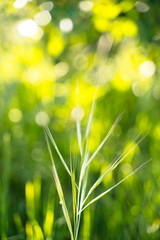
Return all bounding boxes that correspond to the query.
[85,85,98,140]
[76,75,100,239]
[77,121,83,156]
[86,113,123,167]
[70,136,77,229]
[76,80,83,156]
[79,168,89,212]
[45,132,74,240]
[82,133,145,207]
[44,126,71,177]
[79,159,151,214]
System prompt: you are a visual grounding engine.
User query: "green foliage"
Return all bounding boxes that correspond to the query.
[0,0,160,239]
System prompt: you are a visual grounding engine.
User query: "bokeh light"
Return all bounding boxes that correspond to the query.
[34,11,52,26]
[1,1,160,239]
[13,0,27,9]
[60,18,73,33]
[71,106,85,121]
[8,108,22,122]
[139,60,156,78]
[17,19,41,38]
[135,1,150,13]
[40,1,54,11]
[54,62,69,79]
[35,111,50,126]
[79,1,93,12]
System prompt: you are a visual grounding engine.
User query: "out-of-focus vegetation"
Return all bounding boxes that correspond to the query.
[0,0,160,239]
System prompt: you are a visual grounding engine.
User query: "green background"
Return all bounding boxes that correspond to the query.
[0,0,160,239]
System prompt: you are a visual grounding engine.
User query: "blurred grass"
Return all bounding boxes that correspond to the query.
[0,0,160,239]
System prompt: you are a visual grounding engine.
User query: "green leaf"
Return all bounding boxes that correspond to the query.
[85,85,98,141]
[86,113,123,167]
[44,126,71,177]
[76,80,83,157]
[45,132,74,240]
[82,132,145,207]
[79,159,151,214]
[70,137,77,229]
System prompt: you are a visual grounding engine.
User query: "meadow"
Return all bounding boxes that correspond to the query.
[0,0,160,239]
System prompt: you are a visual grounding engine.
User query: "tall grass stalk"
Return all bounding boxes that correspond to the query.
[1,133,11,240]
[44,83,151,240]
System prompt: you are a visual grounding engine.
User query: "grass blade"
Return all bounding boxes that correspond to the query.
[76,80,83,156]
[82,133,145,207]
[85,85,98,141]
[45,131,74,240]
[44,126,71,177]
[86,113,123,168]
[75,168,89,240]
[76,80,99,238]
[78,76,100,191]
[70,136,77,230]
[77,121,83,156]
[79,168,89,212]
[71,171,77,230]
[79,159,152,214]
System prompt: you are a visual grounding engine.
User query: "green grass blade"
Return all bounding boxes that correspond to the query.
[76,124,82,159]
[77,121,83,156]
[82,133,145,207]
[44,126,71,177]
[79,79,99,184]
[75,151,89,240]
[107,133,146,174]
[45,132,74,240]
[85,72,101,140]
[79,168,89,212]
[71,171,77,229]
[86,113,123,167]
[75,169,89,240]
[70,137,77,230]
[75,82,99,237]
[85,85,98,141]
[75,76,100,240]
[79,159,152,214]
[76,83,97,211]
[76,80,83,156]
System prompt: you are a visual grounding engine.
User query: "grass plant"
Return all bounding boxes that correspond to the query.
[44,82,151,240]
[0,133,11,240]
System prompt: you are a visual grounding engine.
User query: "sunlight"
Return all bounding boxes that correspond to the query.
[135,1,150,13]
[34,10,52,26]
[28,71,43,86]
[60,18,73,33]
[132,81,144,97]
[8,108,22,122]
[40,1,54,11]
[18,19,40,37]
[13,0,27,9]
[1,1,159,239]
[147,222,159,234]
[54,62,69,79]
[139,60,156,78]
[35,111,50,126]
[71,106,85,121]
[79,1,93,12]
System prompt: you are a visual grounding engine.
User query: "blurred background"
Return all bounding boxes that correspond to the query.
[0,0,160,239]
